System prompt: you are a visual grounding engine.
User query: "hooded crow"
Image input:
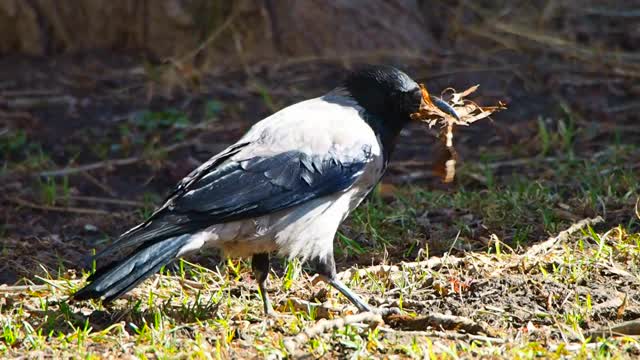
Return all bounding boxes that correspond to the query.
[74,65,459,314]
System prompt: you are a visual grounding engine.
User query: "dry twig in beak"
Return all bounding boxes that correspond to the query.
[411,84,506,183]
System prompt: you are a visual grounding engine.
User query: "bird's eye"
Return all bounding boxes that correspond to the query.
[407,88,422,110]
[412,88,422,103]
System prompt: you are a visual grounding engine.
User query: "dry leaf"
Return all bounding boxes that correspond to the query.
[411,84,506,183]
[617,293,628,320]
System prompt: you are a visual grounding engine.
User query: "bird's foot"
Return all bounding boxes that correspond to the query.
[260,309,297,327]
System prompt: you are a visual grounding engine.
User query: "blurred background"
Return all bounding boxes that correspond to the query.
[1,0,638,283]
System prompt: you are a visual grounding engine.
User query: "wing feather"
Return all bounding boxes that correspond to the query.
[95,145,373,260]
[94,95,379,261]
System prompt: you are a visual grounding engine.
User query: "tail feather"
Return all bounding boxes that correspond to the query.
[95,215,202,261]
[74,235,190,302]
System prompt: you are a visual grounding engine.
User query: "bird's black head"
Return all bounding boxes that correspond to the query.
[343,65,423,155]
[344,65,422,121]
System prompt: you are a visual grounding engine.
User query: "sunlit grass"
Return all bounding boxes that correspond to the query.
[2,108,640,358]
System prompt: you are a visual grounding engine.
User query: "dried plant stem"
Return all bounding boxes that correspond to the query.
[38,140,196,177]
[524,216,604,258]
[0,284,50,293]
[380,328,505,344]
[385,313,494,335]
[283,312,383,354]
[338,256,465,281]
[6,196,112,216]
[588,319,640,337]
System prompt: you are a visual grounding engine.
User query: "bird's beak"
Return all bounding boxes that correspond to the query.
[414,84,461,122]
[429,95,461,121]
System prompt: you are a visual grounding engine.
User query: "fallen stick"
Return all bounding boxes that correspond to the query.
[6,95,75,109]
[80,171,119,197]
[0,277,80,294]
[587,319,640,337]
[38,140,196,177]
[385,313,494,335]
[379,328,505,344]
[0,284,50,293]
[338,255,465,282]
[283,311,383,354]
[523,216,604,258]
[67,195,145,207]
[6,196,113,216]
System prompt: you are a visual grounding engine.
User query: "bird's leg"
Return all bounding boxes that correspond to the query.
[252,253,274,316]
[312,255,373,313]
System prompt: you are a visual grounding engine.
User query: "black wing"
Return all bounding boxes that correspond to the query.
[172,149,371,218]
[96,144,373,259]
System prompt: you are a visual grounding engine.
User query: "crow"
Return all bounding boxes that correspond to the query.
[73,65,459,315]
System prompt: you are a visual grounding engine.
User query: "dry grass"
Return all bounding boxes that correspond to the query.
[1,213,638,358]
[2,142,639,358]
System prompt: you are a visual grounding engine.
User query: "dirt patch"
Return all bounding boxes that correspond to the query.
[1,222,638,358]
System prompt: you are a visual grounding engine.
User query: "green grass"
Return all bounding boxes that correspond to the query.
[2,102,640,358]
[0,129,52,175]
[2,144,639,358]
[37,176,70,206]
